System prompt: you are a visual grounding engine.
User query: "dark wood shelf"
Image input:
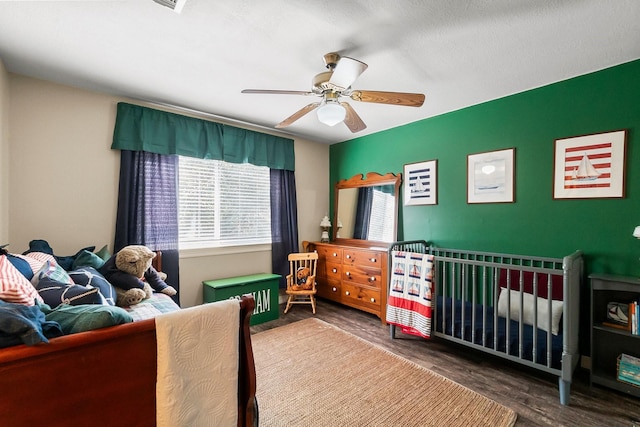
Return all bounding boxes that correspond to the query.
[590,274,640,398]
[593,324,638,338]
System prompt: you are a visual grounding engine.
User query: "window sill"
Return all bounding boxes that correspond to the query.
[179,243,271,259]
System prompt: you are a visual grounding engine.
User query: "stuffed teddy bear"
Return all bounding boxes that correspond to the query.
[99,245,177,307]
[291,266,313,291]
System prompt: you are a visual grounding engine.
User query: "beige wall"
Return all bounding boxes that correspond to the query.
[9,75,120,253]
[0,60,9,243]
[8,75,329,307]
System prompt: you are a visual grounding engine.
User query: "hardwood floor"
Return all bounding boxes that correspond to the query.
[251,298,640,427]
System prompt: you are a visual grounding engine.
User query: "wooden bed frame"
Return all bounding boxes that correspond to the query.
[0,294,258,426]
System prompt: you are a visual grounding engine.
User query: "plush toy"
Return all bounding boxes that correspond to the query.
[291,266,313,291]
[99,245,177,306]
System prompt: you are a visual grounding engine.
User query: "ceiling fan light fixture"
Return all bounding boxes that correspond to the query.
[316,102,346,127]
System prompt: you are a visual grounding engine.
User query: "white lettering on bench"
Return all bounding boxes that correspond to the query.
[228,288,271,315]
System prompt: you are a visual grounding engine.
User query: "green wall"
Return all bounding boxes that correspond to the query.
[331,59,640,278]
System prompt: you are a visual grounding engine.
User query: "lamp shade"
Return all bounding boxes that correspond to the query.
[320,215,332,228]
[633,226,640,238]
[316,102,346,126]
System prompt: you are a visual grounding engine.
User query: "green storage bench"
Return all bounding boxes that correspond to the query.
[203,273,280,325]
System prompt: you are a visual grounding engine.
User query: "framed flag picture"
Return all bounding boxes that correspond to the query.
[404,159,437,205]
[553,129,627,199]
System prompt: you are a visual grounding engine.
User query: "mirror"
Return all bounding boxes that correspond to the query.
[333,172,401,244]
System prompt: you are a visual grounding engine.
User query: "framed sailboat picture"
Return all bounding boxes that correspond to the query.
[404,160,437,205]
[467,148,515,204]
[553,129,627,199]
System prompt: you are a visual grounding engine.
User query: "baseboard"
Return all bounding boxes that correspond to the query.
[278,290,288,305]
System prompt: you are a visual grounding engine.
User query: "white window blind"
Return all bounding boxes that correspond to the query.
[178,156,271,249]
[367,189,395,243]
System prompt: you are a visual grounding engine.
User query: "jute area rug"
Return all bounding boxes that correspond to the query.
[252,318,517,427]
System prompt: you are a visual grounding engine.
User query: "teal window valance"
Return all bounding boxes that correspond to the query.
[111,102,295,171]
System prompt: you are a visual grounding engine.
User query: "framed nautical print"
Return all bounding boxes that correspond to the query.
[404,160,437,205]
[553,129,627,199]
[467,148,515,204]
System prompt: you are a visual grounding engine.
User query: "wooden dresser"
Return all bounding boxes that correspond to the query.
[308,241,389,324]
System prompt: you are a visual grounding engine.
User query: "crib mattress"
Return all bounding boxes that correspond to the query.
[435,296,563,369]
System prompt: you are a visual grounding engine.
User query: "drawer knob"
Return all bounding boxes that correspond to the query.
[332,252,337,257]
[370,258,377,263]
[369,277,376,282]
[332,268,337,273]
[370,297,376,303]
[345,291,350,296]
[346,271,351,276]
[346,254,351,259]
[332,287,337,292]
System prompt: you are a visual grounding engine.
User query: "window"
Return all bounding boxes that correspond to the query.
[367,188,395,242]
[178,156,271,249]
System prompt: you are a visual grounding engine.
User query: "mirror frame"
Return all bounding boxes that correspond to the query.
[332,172,402,245]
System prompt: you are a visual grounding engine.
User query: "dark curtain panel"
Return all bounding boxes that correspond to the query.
[270,169,299,288]
[354,187,373,240]
[115,150,181,305]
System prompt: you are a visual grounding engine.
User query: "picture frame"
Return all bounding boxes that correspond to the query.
[467,148,515,204]
[404,159,437,206]
[553,129,627,199]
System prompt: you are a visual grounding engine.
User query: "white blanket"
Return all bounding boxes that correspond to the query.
[156,299,240,427]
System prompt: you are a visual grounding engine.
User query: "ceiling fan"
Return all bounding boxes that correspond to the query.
[241,52,425,133]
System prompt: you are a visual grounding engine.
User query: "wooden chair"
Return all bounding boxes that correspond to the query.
[284,252,318,314]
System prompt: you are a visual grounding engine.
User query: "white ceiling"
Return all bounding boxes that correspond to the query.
[1,1,639,145]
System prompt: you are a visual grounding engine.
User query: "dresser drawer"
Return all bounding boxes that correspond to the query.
[324,262,342,281]
[317,260,342,280]
[343,248,383,269]
[342,267,381,289]
[317,279,341,302]
[342,283,381,311]
[316,245,343,263]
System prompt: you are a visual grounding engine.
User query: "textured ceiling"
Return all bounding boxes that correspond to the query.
[1,0,639,144]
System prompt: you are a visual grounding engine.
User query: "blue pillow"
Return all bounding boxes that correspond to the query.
[24,239,54,255]
[41,303,133,334]
[68,267,117,306]
[6,254,34,280]
[0,300,63,347]
[34,277,102,308]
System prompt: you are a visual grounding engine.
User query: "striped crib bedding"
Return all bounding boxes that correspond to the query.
[386,251,434,338]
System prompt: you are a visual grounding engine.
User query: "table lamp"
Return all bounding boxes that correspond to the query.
[320,215,331,242]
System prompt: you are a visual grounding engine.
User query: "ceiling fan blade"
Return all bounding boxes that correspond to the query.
[349,90,425,107]
[329,57,368,90]
[275,103,321,128]
[341,102,367,133]
[241,89,316,96]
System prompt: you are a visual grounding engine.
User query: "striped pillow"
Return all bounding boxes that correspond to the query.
[0,255,43,305]
[25,251,56,269]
